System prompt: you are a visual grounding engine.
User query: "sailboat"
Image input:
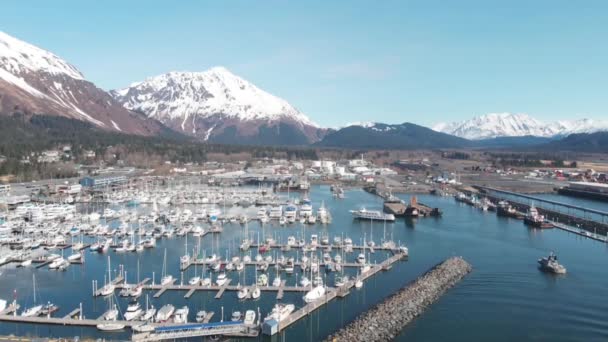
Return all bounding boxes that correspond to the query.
[99,256,115,296]
[139,294,156,321]
[160,248,174,286]
[21,274,43,317]
[97,296,125,331]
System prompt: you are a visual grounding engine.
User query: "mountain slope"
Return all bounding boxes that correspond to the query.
[0,31,164,136]
[111,67,325,145]
[434,113,608,139]
[539,132,608,153]
[316,122,471,149]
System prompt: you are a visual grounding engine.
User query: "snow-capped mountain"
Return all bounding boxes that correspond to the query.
[433,113,608,140]
[0,31,162,135]
[111,67,326,145]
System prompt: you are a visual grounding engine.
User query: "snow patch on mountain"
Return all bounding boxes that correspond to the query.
[112,66,318,128]
[434,113,608,139]
[0,31,83,80]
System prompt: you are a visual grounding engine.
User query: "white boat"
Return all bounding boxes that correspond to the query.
[357,253,366,264]
[173,306,189,324]
[67,253,81,262]
[299,276,311,287]
[264,303,295,322]
[96,323,125,331]
[355,278,363,288]
[237,286,249,300]
[350,208,395,222]
[160,248,173,285]
[48,257,66,269]
[124,301,143,321]
[196,310,207,323]
[538,252,567,274]
[231,311,242,322]
[304,285,325,303]
[21,304,43,317]
[299,198,313,217]
[216,272,228,286]
[155,304,175,322]
[251,286,261,300]
[244,310,256,325]
[189,276,201,286]
[19,259,32,267]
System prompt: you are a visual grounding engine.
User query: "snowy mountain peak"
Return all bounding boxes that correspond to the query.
[0,31,83,80]
[434,112,608,139]
[112,67,318,128]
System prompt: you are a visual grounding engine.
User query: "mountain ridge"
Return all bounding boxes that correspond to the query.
[111,67,325,145]
[434,112,608,139]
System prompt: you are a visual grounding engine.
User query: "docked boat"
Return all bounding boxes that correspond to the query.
[538,252,567,274]
[173,306,189,324]
[237,286,249,300]
[231,311,242,322]
[350,208,395,222]
[244,310,256,325]
[524,205,553,228]
[155,304,175,322]
[303,285,325,303]
[251,286,261,299]
[264,303,295,322]
[216,272,229,286]
[196,310,207,323]
[96,323,125,331]
[124,301,143,321]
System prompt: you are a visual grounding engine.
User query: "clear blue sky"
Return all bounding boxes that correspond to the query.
[2,0,607,127]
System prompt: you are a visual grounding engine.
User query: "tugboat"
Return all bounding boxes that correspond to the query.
[538,252,567,274]
[523,205,553,228]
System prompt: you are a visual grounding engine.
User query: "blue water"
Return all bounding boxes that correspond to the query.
[1,186,607,341]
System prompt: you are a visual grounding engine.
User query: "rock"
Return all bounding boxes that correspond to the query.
[324,257,472,342]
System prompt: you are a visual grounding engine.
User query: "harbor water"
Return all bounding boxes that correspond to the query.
[1,185,607,341]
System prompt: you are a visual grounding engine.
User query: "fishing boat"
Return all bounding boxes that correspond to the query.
[538,252,567,274]
[524,205,553,228]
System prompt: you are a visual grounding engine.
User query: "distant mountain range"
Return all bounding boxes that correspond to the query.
[433,113,608,140]
[316,122,470,149]
[1,31,607,151]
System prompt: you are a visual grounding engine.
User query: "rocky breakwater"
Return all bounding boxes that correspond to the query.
[326,256,472,342]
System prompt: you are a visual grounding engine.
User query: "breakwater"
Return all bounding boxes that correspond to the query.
[325,257,472,342]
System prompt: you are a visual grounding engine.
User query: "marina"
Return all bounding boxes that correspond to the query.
[1,183,608,341]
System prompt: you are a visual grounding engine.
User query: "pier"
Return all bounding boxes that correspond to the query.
[264,250,408,335]
[477,186,608,237]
